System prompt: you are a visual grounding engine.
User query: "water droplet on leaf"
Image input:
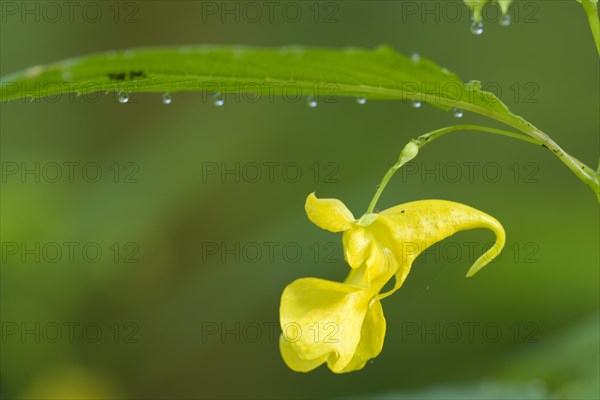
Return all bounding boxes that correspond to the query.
[410,52,421,62]
[412,99,422,108]
[117,91,129,104]
[356,97,367,105]
[500,14,511,27]
[470,21,484,35]
[451,108,464,118]
[213,92,225,107]
[162,92,172,105]
[307,96,318,108]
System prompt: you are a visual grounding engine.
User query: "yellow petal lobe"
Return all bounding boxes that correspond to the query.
[279,277,384,373]
[305,193,354,232]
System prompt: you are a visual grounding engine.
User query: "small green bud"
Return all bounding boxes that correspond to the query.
[397,140,419,168]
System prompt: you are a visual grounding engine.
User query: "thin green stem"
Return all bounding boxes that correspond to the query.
[410,124,542,147]
[366,125,548,214]
[581,0,600,56]
[366,166,398,215]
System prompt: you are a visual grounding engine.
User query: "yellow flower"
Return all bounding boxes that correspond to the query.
[280,193,505,373]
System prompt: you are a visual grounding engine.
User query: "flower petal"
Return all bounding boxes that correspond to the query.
[279,277,372,373]
[305,193,354,232]
[376,200,505,297]
[343,225,402,291]
[342,227,371,269]
[279,336,328,372]
[335,299,386,373]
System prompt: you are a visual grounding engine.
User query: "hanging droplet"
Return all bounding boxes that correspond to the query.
[356,97,367,105]
[117,91,129,104]
[162,92,172,105]
[470,21,484,35]
[411,99,422,108]
[500,14,512,27]
[410,52,421,62]
[213,92,224,107]
[307,95,318,108]
[451,107,464,118]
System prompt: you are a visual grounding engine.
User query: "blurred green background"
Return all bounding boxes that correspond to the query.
[1,1,598,399]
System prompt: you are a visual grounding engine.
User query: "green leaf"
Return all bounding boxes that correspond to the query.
[577,0,600,55]
[0,45,531,127]
[1,45,597,198]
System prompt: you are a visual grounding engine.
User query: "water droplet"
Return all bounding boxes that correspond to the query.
[162,92,172,105]
[213,92,224,107]
[307,95,318,108]
[410,52,421,62]
[451,107,464,118]
[61,71,73,81]
[426,286,430,290]
[356,97,367,105]
[500,14,511,27]
[369,360,374,365]
[117,91,129,104]
[470,21,484,35]
[412,99,422,108]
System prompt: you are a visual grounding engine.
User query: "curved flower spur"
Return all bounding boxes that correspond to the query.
[279,193,505,373]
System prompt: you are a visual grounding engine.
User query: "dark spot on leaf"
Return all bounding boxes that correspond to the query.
[108,72,126,81]
[401,210,405,213]
[129,71,146,79]
[108,71,146,81]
